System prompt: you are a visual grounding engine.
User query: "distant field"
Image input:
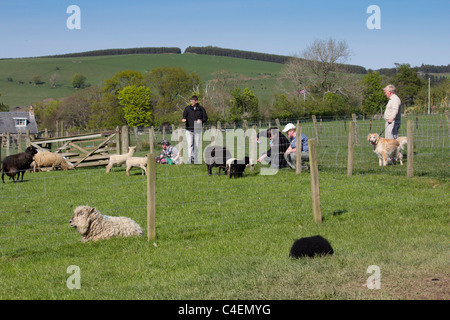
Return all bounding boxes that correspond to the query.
[0,54,283,107]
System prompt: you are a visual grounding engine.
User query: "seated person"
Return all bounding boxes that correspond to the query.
[257,128,290,169]
[282,123,309,169]
[156,139,180,164]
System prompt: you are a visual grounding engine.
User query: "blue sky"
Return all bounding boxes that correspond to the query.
[0,0,449,70]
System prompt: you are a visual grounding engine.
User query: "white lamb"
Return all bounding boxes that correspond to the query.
[126,156,148,176]
[32,151,75,172]
[105,146,136,173]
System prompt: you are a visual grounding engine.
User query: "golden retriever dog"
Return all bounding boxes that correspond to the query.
[367,133,403,166]
[396,136,408,151]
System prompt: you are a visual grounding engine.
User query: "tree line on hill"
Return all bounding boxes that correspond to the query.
[42,47,182,58]
[39,45,368,74]
[375,63,450,77]
[5,39,448,131]
[38,45,447,77]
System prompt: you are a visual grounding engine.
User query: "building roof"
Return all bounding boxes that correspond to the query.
[0,111,38,134]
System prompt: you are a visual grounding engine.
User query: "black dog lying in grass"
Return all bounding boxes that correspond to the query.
[289,235,334,258]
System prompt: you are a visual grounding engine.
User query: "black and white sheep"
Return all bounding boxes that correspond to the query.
[226,156,250,178]
[2,146,38,183]
[204,145,232,176]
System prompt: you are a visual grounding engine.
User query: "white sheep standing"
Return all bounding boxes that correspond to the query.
[32,151,75,172]
[126,156,148,176]
[105,146,136,173]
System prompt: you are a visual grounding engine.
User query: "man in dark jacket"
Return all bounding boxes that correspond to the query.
[182,95,208,164]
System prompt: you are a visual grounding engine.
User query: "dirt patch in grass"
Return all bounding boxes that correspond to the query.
[386,274,449,300]
[343,273,449,300]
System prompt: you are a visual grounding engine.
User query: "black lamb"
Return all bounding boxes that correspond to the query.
[227,156,250,178]
[2,146,38,183]
[204,145,232,176]
[289,235,334,259]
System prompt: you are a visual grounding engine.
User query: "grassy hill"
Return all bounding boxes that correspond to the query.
[0,54,283,107]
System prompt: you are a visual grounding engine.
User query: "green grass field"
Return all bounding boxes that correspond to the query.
[0,115,448,300]
[0,54,282,107]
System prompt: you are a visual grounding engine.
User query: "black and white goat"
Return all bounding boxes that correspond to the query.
[2,146,38,183]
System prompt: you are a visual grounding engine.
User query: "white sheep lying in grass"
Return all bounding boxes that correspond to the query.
[126,156,147,176]
[69,205,143,242]
[32,151,75,172]
[105,146,136,173]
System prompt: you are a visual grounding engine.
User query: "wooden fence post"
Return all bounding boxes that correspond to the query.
[147,152,156,241]
[309,138,322,223]
[407,120,414,178]
[149,127,154,155]
[295,120,302,175]
[115,126,120,155]
[17,133,22,152]
[121,125,129,154]
[312,115,320,145]
[6,132,10,156]
[352,114,360,146]
[26,130,31,148]
[347,121,355,177]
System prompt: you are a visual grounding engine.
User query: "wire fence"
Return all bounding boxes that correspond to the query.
[0,114,448,256]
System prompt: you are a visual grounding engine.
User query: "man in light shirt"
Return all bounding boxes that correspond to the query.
[383,84,402,139]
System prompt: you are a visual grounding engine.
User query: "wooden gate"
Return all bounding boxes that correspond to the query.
[31,131,119,168]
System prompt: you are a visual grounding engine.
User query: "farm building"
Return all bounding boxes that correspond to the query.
[0,106,38,147]
[0,106,38,134]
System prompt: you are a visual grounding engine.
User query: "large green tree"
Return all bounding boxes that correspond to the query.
[34,100,60,130]
[59,86,102,130]
[89,70,146,129]
[229,87,260,122]
[118,85,153,127]
[361,72,388,115]
[147,67,201,124]
[392,64,423,107]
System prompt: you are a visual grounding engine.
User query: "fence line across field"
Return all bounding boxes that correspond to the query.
[0,114,448,255]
